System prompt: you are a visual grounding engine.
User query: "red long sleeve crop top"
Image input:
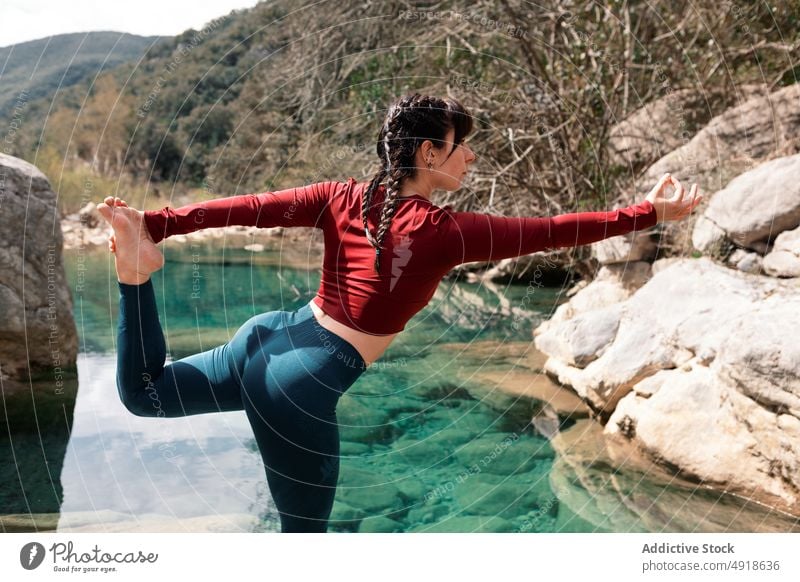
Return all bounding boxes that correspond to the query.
[143,178,658,334]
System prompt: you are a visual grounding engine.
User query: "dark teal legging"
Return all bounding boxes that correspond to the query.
[115,279,367,532]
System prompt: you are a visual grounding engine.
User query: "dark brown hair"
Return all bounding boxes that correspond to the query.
[362,93,473,273]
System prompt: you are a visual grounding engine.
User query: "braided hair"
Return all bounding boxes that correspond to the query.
[362,93,473,273]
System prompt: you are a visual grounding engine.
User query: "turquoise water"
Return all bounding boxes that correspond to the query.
[50,240,570,533]
[3,239,797,533]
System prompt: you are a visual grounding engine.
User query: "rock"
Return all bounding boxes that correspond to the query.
[592,231,657,264]
[390,403,498,463]
[534,304,623,368]
[639,83,800,195]
[339,441,371,456]
[607,362,800,517]
[534,262,651,335]
[335,466,405,518]
[431,280,544,331]
[0,153,78,379]
[244,243,265,252]
[439,339,588,420]
[692,154,800,253]
[650,256,683,275]
[408,514,515,532]
[735,253,763,274]
[534,257,800,517]
[452,476,553,520]
[0,513,59,532]
[358,516,403,532]
[337,396,395,444]
[713,298,800,418]
[448,250,573,285]
[439,339,549,371]
[607,87,763,171]
[329,501,367,529]
[534,258,796,415]
[691,214,729,257]
[763,225,800,277]
[451,433,551,475]
[763,251,800,278]
[468,368,590,418]
[393,477,429,503]
[728,248,763,274]
[615,84,800,259]
[406,502,450,525]
[78,202,101,228]
[549,419,800,532]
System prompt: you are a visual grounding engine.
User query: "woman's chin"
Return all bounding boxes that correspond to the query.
[449,176,466,189]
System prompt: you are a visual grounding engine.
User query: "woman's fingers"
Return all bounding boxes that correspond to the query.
[647,173,672,204]
[669,176,686,201]
[655,173,672,195]
[671,183,703,220]
[684,184,702,212]
[651,173,671,192]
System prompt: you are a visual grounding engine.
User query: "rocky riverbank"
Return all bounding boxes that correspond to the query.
[535,83,800,519]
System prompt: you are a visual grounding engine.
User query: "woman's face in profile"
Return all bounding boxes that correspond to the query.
[426,127,476,191]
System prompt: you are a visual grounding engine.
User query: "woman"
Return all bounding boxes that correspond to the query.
[96,93,701,533]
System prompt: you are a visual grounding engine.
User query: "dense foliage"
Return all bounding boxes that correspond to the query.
[3,0,798,217]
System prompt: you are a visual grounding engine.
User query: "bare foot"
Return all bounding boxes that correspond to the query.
[97,196,164,284]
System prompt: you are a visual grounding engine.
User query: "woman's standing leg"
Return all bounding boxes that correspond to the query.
[233,305,367,532]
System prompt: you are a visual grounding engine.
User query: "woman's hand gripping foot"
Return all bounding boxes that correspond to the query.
[96,196,164,285]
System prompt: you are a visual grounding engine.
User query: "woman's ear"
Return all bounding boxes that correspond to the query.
[419,138,434,157]
[418,139,436,167]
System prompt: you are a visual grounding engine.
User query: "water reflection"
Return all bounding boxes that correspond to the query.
[0,372,77,532]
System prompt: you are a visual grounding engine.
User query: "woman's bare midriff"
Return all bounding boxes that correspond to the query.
[308,298,398,367]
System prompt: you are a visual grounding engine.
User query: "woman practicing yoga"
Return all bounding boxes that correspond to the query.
[96,93,701,533]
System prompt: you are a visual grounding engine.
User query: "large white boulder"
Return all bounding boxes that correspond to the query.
[692,154,800,253]
[534,257,800,515]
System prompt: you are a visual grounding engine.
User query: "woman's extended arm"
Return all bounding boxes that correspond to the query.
[444,174,700,266]
[445,199,658,265]
[142,181,335,243]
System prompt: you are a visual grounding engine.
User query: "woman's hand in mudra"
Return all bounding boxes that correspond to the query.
[645,173,702,223]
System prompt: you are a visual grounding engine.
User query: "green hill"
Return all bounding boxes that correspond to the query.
[0,31,160,119]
